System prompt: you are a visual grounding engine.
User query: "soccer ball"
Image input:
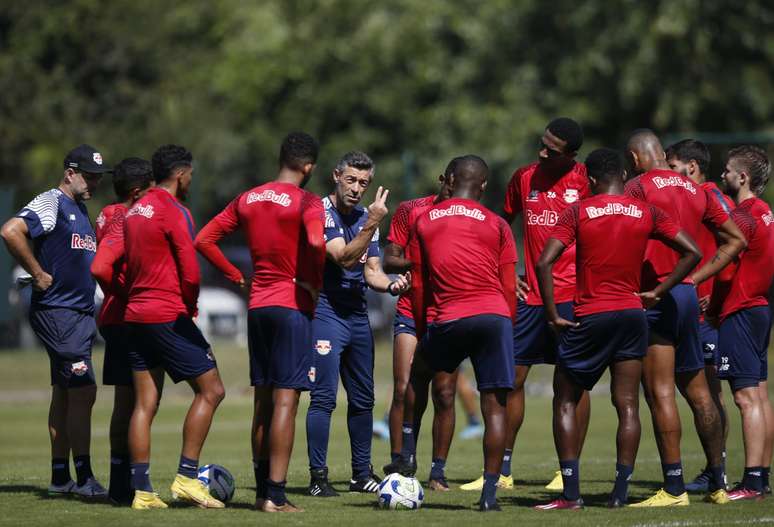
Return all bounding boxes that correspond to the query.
[197,464,235,502]
[377,473,424,510]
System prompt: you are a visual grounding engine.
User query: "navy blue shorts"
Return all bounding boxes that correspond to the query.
[718,306,771,391]
[100,324,133,386]
[421,314,515,391]
[393,312,416,337]
[127,316,216,384]
[699,320,719,367]
[513,300,574,365]
[646,284,702,372]
[558,309,648,391]
[29,307,97,388]
[248,307,313,390]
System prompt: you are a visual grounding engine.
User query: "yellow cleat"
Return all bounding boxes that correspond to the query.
[131,490,168,509]
[629,488,690,507]
[170,474,225,509]
[459,473,514,491]
[704,489,730,504]
[545,470,564,491]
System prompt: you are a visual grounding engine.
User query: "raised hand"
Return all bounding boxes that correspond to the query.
[367,186,390,223]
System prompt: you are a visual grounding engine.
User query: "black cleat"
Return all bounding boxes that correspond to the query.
[349,469,381,493]
[382,455,417,477]
[308,467,339,498]
[606,496,625,508]
[478,498,501,512]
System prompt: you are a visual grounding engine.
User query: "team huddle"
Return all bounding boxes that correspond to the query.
[1,118,772,513]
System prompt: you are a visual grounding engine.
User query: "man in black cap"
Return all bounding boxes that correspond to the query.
[1,144,111,498]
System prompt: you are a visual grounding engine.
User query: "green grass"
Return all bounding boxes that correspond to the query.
[1,339,772,526]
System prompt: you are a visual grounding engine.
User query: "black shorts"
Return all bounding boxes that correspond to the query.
[100,324,133,386]
[421,314,514,391]
[30,307,97,388]
[558,309,648,391]
[128,316,217,383]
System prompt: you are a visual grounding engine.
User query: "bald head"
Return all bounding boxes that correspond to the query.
[449,155,489,200]
[626,129,668,175]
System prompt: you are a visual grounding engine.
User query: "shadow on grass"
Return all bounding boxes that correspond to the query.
[347,501,469,511]
[0,485,49,499]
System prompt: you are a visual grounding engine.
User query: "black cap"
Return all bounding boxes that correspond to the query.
[63,144,112,174]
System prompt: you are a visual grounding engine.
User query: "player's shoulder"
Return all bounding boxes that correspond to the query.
[299,188,323,208]
[510,162,539,184]
[24,188,63,210]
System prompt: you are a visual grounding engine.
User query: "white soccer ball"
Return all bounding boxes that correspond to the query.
[197,464,235,502]
[377,473,424,510]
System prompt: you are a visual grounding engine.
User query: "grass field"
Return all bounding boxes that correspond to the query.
[1,338,773,526]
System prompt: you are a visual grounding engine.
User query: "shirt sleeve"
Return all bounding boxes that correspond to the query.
[624,178,646,201]
[387,201,411,247]
[550,203,580,247]
[165,205,200,314]
[367,226,381,258]
[16,189,60,238]
[301,193,326,290]
[649,205,682,242]
[498,219,518,265]
[323,207,343,242]
[702,187,730,228]
[502,169,524,220]
[730,207,757,242]
[91,212,127,295]
[194,197,243,284]
[577,164,593,199]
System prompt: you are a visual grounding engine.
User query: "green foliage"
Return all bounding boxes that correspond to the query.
[1,0,772,219]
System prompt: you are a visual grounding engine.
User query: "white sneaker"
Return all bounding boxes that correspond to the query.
[72,477,108,498]
[48,480,76,496]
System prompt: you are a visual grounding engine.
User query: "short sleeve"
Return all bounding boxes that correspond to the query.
[367,226,380,258]
[101,209,126,251]
[649,205,681,242]
[16,189,60,238]
[212,195,242,233]
[498,220,518,265]
[624,178,646,201]
[323,207,343,243]
[731,207,757,242]
[503,169,524,219]
[550,203,580,247]
[301,192,324,227]
[702,187,730,229]
[387,201,411,247]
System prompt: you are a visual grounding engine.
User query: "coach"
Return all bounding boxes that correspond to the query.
[1,144,111,498]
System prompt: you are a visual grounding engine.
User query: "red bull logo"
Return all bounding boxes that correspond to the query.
[526,209,559,226]
[71,233,97,252]
[127,203,155,218]
[247,190,292,207]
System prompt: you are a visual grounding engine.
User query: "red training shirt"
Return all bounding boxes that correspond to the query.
[550,195,682,317]
[195,182,325,315]
[123,187,200,324]
[503,162,590,305]
[387,195,437,318]
[695,182,735,309]
[411,198,518,323]
[92,204,128,326]
[718,197,774,321]
[625,169,729,291]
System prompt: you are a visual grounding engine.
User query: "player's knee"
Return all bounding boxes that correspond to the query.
[733,388,759,412]
[206,382,226,406]
[431,386,455,412]
[391,385,407,407]
[310,393,337,413]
